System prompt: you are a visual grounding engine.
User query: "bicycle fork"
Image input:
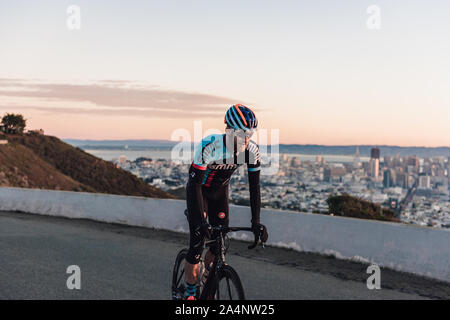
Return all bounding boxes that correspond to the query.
[200,233,226,300]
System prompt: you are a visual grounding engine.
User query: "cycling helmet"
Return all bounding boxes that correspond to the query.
[224,104,258,131]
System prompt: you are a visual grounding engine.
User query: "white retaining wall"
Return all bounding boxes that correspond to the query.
[0,187,449,282]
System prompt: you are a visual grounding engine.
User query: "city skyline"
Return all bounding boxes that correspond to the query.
[1,1,449,147]
[111,146,449,229]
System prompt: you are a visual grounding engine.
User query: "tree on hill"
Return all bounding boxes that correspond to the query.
[326,193,398,222]
[1,113,26,134]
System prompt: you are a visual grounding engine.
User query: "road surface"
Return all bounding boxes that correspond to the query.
[1,211,449,300]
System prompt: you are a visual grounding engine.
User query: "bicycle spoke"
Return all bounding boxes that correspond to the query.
[216,282,220,300]
[226,277,233,300]
[177,268,185,286]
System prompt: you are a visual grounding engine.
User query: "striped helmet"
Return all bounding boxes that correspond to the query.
[224,104,258,131]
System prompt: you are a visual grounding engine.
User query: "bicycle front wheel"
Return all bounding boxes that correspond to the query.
[171,249,189,300]
[213,265,246,300]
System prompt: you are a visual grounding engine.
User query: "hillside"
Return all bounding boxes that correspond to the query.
[0,142,95,191]
[1,134,174,199]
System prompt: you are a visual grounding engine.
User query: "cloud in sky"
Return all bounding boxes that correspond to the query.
[0,79,243,118]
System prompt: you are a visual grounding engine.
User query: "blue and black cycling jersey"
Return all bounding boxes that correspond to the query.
[186,133,262,227]
[191,133,260,188]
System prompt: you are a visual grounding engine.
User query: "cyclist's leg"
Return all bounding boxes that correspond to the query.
[184,196,208,297]
[206,186,229,264]
[203,247,215,268]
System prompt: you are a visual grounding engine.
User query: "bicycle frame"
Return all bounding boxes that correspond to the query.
[173,211,260,300]
[199,226,252,300]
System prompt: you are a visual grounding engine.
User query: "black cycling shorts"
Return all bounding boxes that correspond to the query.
[185,186,229,264]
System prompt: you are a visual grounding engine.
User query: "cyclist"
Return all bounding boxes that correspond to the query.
[184,104,268,300]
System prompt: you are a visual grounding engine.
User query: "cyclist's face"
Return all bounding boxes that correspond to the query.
[236,135,249,152]
[226,128,254,152]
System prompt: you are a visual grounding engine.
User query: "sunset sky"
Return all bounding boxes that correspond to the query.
[0,0,449,146]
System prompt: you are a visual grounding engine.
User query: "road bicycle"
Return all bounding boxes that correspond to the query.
[171,211,263,300]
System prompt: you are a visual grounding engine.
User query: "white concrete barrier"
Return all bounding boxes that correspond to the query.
[0,187,449,282]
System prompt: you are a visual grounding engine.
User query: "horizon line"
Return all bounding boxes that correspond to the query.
[61,137,450,149]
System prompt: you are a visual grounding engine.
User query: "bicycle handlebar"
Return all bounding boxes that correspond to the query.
[185,210,265,249]
[212,226,264,250]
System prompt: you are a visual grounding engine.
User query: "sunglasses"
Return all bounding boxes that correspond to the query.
[226,128,255,138]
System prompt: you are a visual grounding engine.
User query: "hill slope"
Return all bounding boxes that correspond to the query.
[1,134,174,199]
[0,142,95,192]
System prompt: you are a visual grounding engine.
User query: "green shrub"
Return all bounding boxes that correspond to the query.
[326,193,398,222]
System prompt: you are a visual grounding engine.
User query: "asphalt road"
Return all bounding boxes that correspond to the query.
[1,211,449,300]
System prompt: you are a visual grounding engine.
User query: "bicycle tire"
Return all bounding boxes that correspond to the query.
[171,248,189,300]
[211,265,246,300]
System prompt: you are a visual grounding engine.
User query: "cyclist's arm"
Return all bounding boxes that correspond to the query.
[248,167,261,224]
[186,135,216,222]
[247,141,261,224]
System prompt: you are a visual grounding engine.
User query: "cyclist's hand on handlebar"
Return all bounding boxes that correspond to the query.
[194,222,212,239]
[196,222,212,239]
[248,223,268,249]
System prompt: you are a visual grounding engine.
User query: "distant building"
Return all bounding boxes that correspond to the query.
[353,146,361,168]
[316,156,324,165]
[407,156,419,170]
[384,156,393,168]
[290,157,300,168]
[370,158,380,179]
[403,156,419,174]
[362,161,370,173]
[395,172,409,189]
[324,167,346,183]
[418,174,431,189]
[370,147,380,159]
[393,154,402,167]
[369,147,380,179]
[383,169,395,188]
[447,157,450,176]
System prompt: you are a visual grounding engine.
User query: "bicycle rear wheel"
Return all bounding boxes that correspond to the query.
[213,265,246,300]
[171,249,189,300]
